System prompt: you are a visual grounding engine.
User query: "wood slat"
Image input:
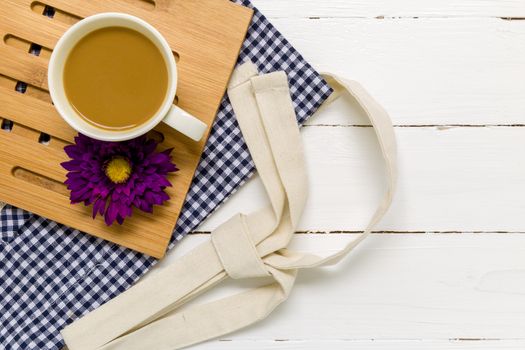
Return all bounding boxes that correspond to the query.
[252,0,525,18]
[0,86,75,142]
[0,0,253,258]
[41,0,165,19]
[199,126,525,233]
[0,74,52,103]
[31,2,82,25]
[261,17,525,126]
[1,1,69,49]
[146,233,525,343]
[0,129,69,181]
[0,44,49,89]
[193,340,525,350]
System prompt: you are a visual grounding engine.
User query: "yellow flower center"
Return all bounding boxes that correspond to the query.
[105,157,132,184]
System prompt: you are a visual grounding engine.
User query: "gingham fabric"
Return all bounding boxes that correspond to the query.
[0,1,332,349]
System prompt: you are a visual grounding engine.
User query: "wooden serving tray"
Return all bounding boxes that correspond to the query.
[0,0,253,258]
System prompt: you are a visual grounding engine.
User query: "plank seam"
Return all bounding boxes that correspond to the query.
[303,124,525,128]
[215,337,525,342]
[267,16,525,20]
[191,231,525,235]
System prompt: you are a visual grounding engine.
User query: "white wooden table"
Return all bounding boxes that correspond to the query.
[148,1,525,349]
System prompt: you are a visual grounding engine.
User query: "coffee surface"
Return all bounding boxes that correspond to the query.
[64,27,168,130]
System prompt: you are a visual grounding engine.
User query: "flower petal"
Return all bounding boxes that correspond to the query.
[92,197,106,218]
[105,202,119,226]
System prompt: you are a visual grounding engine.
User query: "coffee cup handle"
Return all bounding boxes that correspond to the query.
[163,105,208,142]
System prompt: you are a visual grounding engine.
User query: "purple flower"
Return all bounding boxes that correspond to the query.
[61,134,178,226]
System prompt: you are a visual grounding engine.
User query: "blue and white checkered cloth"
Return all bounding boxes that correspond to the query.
[0,1,332,349]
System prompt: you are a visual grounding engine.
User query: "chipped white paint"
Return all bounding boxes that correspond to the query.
[254,0,525,18]
[268,18,525,126]
[143,1,525,349]
[146,234,525,348]
[200,125,525,233]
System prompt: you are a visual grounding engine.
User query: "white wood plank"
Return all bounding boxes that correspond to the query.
[252,0,525,18]
[258,18,525,125]
[195,339,525,349]
[198,125,525,232]
[145,234,525,344]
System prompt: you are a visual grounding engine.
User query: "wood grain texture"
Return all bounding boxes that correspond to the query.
[143,234,525,347]
[253,0,525,18]
[254,17,525,126]
[0,0,253,258]
[199,125,525,233]
[191,340,525,349]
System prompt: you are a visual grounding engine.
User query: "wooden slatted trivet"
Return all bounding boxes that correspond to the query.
[0,0,253,258]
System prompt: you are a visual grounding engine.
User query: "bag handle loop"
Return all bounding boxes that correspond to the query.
[62,62,397,350]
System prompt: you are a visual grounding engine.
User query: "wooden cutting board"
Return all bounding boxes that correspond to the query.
[0,0,253,258]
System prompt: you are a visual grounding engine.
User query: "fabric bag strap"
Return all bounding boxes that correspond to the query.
[62,62,397,350]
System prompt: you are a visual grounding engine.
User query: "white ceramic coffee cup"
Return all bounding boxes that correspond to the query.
[48,13,207,142]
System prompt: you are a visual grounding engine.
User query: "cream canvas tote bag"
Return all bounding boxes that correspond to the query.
[62,61,397,350]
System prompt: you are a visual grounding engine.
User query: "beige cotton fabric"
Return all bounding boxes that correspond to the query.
[62,62,397,350]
